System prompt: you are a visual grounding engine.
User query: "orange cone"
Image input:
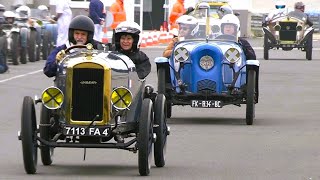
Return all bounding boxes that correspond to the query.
[140,33,147,48]
[146,32,154,46]
[102,27,109,44]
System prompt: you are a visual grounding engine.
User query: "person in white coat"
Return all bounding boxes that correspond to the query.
[53,0,72,46]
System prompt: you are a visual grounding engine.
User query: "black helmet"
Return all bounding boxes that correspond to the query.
[114,21,141,52]
[68,15,95,44]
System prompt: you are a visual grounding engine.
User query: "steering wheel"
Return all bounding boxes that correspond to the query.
[64,45,88,54]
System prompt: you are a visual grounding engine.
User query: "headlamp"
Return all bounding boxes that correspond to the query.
[111,87,132,110]
[199,55,214,70]
[41,87,64,109]
[174,47,189,62]
[225,48,240,64]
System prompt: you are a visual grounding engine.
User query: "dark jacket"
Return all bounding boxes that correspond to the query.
[0,52,8,73]
[43,41,103,77]
[119,49,151,79]
[239,38,256,60]
[89,0,106,24]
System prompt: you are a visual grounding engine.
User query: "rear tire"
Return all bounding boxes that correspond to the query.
[42,30,51,60]
[28,29,37,62]
[21,96,38,174]
[154,94,168,167]
[11,33,20,65]
[246,70,256,125]
[138,99,154,176]
[263,34,269,60]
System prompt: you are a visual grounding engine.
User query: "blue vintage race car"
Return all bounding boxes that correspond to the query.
[155,14,260,125]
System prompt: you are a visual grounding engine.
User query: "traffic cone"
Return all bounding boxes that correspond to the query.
[102,26,109,44]
[152,30,159,45]
[146,32,154,46]
[140,33,147,48]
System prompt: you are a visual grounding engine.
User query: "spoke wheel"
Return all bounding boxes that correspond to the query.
[138,99,154,176]
[21,96,38,174]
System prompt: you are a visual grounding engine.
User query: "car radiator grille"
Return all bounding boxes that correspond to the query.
[279,22,297,41]
[197,79,216,94]
[72,68,104,121]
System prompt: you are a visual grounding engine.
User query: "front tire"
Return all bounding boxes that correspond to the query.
[246,70,256,125]
[28,29,37,62]
[306,35,313,61]
[154,94,168,167]
[21,96,38,174]
[263,34,269,60]
[11,33,20,65]
[40,105,53,165]
[138,99,154,176]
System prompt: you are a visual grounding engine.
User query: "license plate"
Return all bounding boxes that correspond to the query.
[191,100,222,108]
[63,126,110,136]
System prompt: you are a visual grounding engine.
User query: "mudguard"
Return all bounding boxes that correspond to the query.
[299,27,314,45]
[262,27,277,44]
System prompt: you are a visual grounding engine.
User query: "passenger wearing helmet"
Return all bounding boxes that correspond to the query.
[221,14,256,60]
[293,1,313,27]
[217,5,233,19]
[112,21,151,79]
[44,15,104,77]
[3,11,16,24]
[163,15,199,58]
[264,0,287,26]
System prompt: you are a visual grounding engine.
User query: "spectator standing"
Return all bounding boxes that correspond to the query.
[53,0,72,47]
[89,0,106,42]
[110,0,126,43]
[169,0,185,30]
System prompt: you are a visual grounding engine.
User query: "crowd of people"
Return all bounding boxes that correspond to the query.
[0,1,313,75]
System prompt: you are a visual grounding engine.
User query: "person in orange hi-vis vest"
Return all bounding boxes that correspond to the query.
[110,0,126,43]
[169,0,186,30]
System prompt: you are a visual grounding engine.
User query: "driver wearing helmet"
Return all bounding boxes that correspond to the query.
[113,21,151,79]
[221,14,256,60]
[44,15,104,77]
[217,4,233,19]
[293,1,313,27]
[163,15,199,58]
[264,0,287,26]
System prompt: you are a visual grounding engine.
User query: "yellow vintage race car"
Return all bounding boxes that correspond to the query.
[18,44,169,176]
[262,10,314,60]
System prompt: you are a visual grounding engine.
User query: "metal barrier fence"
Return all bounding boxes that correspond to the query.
[250,12,320,37]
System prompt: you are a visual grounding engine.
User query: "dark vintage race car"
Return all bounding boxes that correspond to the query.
[155,14,260,125]
[18,44,170,176]
[262,10,314,60]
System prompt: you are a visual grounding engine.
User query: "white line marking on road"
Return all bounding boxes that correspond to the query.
[0,69,43,83]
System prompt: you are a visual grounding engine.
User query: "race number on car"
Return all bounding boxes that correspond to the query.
[191,100,222,108]
[63,126,110,136]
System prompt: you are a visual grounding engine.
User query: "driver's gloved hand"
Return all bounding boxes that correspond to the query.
[56,50,66,62]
